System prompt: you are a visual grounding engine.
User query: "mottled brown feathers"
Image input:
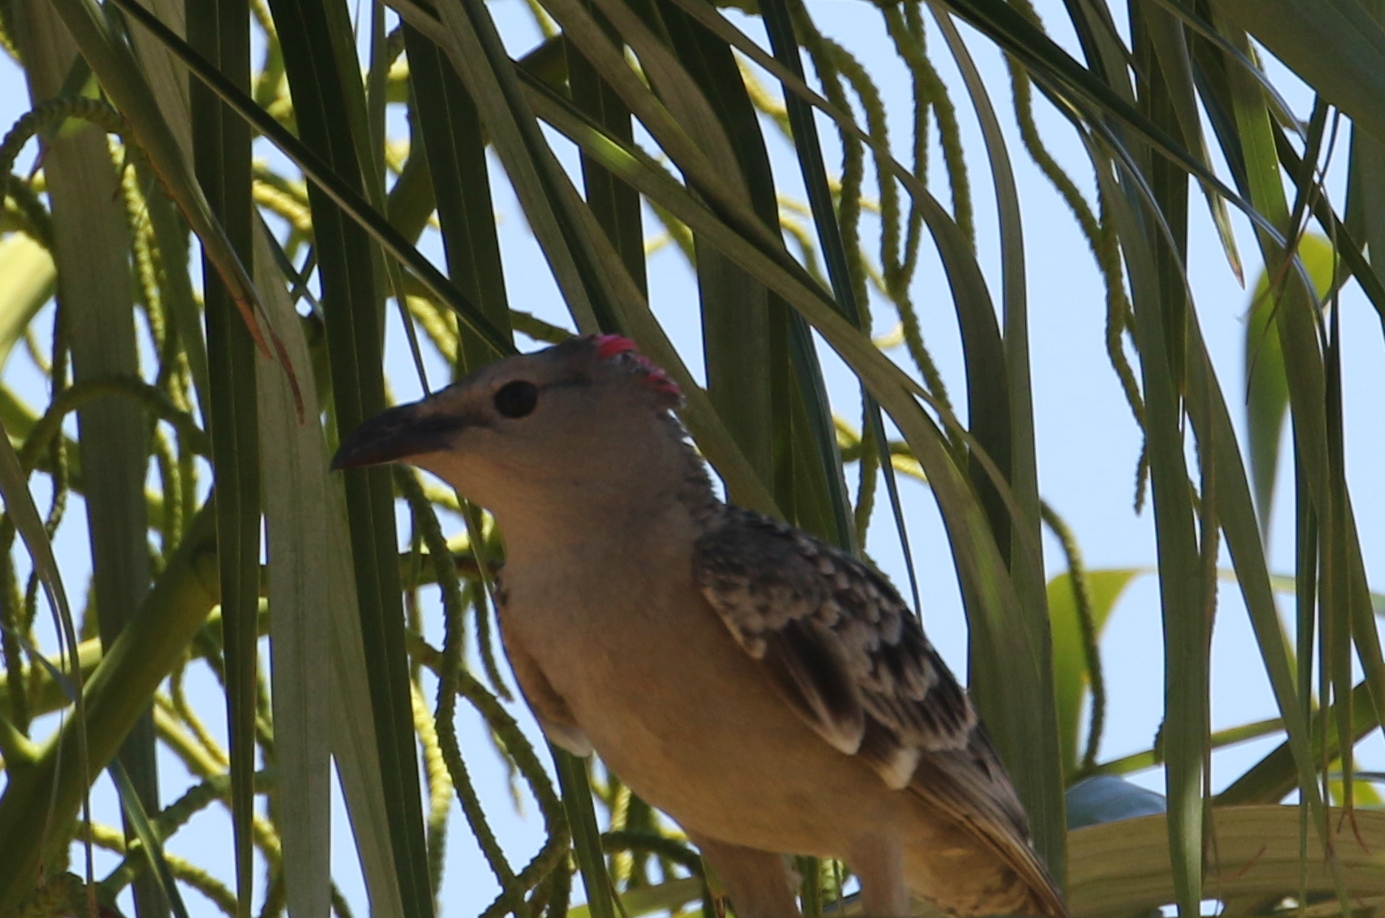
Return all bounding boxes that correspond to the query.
[693,506,976,771]
[693,506,1065,916]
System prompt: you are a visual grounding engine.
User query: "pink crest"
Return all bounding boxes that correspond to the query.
[588,333,682,399]
[594,334,638,360]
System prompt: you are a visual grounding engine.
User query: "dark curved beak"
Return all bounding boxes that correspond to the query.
[331,402,469,470]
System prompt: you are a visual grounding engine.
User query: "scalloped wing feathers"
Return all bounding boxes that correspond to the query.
[693,507,976,774]
[693,507,1064,917]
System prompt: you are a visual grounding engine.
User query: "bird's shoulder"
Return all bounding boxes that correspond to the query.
[692,506,975,784]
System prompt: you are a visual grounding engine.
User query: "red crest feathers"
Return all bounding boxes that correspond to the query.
[587,334,682,399]
[594,334,639,360]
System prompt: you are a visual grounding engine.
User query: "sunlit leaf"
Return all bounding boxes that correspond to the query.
[1245,232,1337,532]
[1048,568,1142,776]
[1069,806,1385,918]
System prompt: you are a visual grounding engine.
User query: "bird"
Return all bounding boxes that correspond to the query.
[332,333,1066,918]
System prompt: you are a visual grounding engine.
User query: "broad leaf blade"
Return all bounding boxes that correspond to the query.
[1048,569,1141,776]
[1069,806,1385,917]
[20,9,162,915]
[1244,233,1335,531]
[189,0,260,907]
[254,221,332,918]
[266,0,436,914]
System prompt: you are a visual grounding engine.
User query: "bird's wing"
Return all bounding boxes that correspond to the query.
[694,508,1065,916]
[496,577,593,757]
[692,507,975,788]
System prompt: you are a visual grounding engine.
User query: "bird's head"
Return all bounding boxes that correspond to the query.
[332,334,688,522]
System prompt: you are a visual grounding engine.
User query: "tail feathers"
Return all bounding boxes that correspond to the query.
[907,732,1067,917]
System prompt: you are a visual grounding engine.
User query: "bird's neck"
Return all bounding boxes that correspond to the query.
[494,415,721,554]
[664,416,722,526]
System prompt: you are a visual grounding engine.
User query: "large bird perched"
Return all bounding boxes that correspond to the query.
[334,334,1065,918]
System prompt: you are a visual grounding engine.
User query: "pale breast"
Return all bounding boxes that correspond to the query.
[500,542,908,855]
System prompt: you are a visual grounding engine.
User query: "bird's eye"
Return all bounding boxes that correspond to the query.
[493,380,539,418]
